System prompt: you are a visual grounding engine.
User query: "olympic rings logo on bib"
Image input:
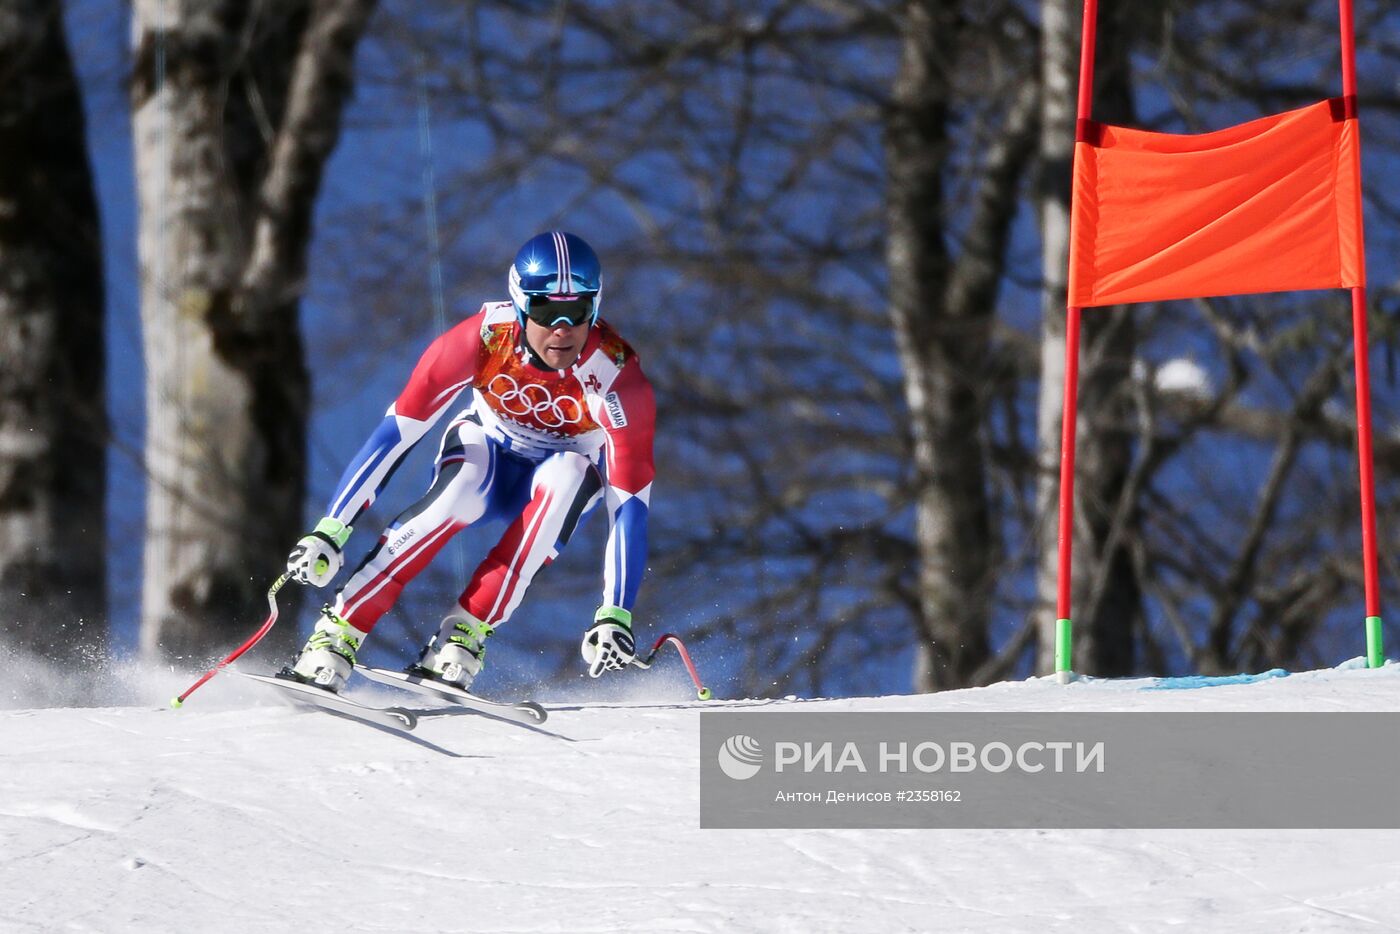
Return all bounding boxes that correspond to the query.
[487,374,585,428]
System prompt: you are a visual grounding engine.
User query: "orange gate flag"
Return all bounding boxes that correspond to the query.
[1068,98,1365,308]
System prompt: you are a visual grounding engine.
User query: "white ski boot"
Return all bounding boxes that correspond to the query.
[413,611,492,691]
[289,606,363,692]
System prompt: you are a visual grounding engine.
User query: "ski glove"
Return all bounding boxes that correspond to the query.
[287,518,352,587]
[581,606,636,677]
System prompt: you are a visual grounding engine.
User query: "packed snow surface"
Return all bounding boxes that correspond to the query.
[2,660,1399,933]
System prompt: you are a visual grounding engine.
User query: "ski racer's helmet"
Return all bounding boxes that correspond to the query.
[508,230,603,328]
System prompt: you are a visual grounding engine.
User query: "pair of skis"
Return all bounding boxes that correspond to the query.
[171,573,710,734]
[236,665,546,733]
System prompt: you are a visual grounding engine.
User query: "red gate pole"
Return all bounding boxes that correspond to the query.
[1351,289,1383,667]
[1055,0,1101,683]
[1338,0,1385,667]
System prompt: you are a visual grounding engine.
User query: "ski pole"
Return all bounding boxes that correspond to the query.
[170,572,294,708]
[630,633,712,700]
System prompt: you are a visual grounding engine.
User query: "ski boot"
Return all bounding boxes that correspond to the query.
[288,605,363,692]
[412,611,492,691]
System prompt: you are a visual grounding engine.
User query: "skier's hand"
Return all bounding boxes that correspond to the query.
[581,607,635,677]
[287,518,351,587]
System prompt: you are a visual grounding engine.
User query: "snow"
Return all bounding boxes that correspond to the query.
[3,661,1400,932]
[1152,357,1212,397]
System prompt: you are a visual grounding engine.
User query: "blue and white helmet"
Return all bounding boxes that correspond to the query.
[508,230,603,327]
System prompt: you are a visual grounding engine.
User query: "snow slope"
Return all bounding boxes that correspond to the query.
[3,662,1399,933]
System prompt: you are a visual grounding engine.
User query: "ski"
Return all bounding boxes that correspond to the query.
[354,665,548,726]
[234,670,418,731]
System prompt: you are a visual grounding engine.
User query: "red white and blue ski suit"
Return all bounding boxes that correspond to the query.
[323,301,655,636]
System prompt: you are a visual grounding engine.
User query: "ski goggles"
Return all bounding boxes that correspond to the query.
[523,292,597,328]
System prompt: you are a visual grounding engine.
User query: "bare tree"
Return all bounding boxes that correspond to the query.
[131,0,377,661]
[0,0,106,662]
[887,1,1041,688]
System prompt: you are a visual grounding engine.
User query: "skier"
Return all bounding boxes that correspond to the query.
[282,231,655,693]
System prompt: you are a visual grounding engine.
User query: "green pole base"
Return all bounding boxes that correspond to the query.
[170,697,183,709]
[1366,616,1385,668]
[697,687,712,701]
[1055,618,1073,677]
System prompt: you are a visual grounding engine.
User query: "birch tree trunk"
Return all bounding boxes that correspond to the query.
[886,1,967,691]
[887,1,1038,690]
[1035,0,1139,676]
[131,0,376,661]
[0,0,107,661]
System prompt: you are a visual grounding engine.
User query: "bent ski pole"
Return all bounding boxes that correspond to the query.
[170,572,294,708]
[631,633,712,700]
